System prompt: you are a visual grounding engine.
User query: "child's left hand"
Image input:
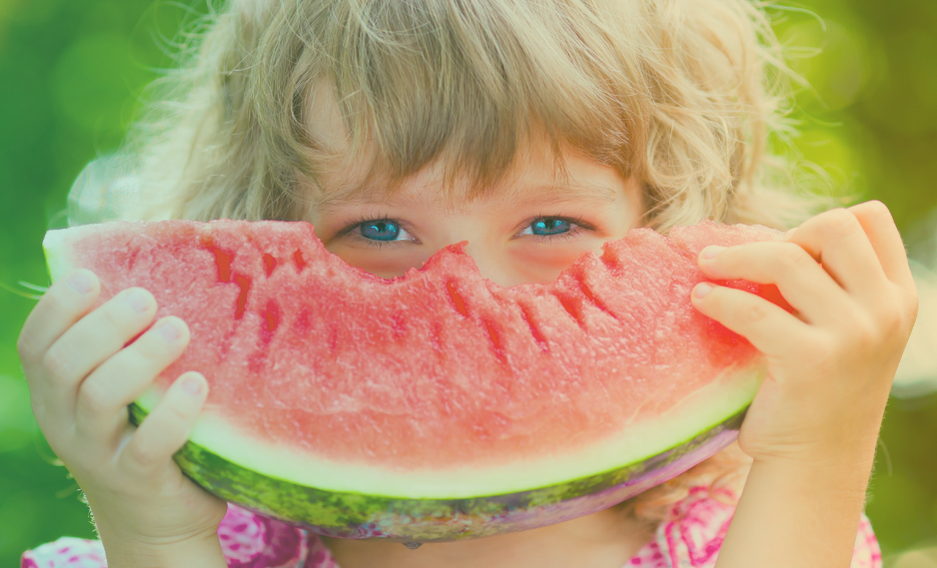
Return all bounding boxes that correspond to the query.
[691,201,918,471]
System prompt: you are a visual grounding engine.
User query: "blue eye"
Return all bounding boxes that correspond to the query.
[530,218,571,236]
[360,220,400,241]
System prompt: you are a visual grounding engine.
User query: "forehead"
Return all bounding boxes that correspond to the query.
[306,81,623,211]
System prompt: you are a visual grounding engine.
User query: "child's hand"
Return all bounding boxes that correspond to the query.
[16,270,227,558]
[691,201,918,470]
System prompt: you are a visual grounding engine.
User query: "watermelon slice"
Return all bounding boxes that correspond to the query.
[42,220,782,541]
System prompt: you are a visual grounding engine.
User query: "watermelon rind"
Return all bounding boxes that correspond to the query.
[129,389,752,541]
[131,364,760,499]
[127,363,760,540]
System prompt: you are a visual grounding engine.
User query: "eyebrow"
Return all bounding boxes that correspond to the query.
[316,181,620,214]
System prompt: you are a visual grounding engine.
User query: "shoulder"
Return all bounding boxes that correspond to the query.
[20,504,335,568]
[215,503,310,567]
[627,485,882,568]
[21,537,106,568]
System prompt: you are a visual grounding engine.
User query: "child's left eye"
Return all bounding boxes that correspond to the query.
[518,217,576,237]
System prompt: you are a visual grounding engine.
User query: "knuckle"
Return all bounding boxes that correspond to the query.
[817,208,860,238]
[42,345,74,385]
[164,402,192,426]
[131,335,162,365]
[98,300,128,331]
[880,293,916,338]
[777,244,811,271]
[737,298,769,325]
[903,291,920,330]
[127,439,158,468]
[131,334,178,371]
[849,314,881,349]
[40,287,67,316]
[16,330,35,363]
[77,378,115,415]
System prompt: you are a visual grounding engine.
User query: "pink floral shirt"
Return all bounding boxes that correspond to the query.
[21,486,881,568]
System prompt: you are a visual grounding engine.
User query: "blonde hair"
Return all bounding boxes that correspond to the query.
[124,0,838,522]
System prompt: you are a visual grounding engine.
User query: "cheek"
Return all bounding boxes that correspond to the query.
[506,237,609,285]
[324,243,432,279]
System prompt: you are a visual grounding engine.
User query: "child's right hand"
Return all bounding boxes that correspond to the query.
[17,269,227,559]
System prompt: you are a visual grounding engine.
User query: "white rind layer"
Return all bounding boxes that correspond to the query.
[135,364,762,498]
[44,230,75,282]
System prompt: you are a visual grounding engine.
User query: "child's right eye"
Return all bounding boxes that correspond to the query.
[360,220,400,241]
[352,218,417,246]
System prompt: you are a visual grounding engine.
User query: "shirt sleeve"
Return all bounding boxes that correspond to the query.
[647,486,883,568]
[20,504,312,568]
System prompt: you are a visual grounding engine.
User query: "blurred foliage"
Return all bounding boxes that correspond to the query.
[1,0,936,565]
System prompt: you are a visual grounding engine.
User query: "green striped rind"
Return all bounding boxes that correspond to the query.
[129,403,746,541]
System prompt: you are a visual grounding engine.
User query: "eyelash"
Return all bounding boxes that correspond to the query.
[339,214,411,249]
[526,215,590,243]
[340,215,591,248]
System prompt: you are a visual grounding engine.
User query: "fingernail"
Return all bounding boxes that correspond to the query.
[181,375,203,396]
[155,321,180,342]
[700,246,725,260]
[67,272,92,294]
[124,290,150,314]
[693,283,714,299]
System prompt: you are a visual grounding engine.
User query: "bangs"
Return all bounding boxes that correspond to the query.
[308,0,633,201]
[135,0,828,233]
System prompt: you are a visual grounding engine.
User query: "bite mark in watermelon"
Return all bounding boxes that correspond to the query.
[42,220,783,541]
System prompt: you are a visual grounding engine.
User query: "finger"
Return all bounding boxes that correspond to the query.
[75,317,190,447]
[698,241,850,325]
[40,288,157,422]
[118,372,207,479]
[691,281,810,358]
[787,208,890,299]
[848,201,915,291]
[17,270,100,379]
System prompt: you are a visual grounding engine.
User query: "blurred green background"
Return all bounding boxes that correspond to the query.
[1,0,937,565]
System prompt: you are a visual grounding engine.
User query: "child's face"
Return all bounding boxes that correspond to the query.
[308,91,644,286]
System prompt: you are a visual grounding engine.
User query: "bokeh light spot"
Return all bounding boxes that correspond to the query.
[52,33,151,133]
[0,375,37,454]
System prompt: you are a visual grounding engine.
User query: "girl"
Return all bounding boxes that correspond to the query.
[18,0,917,566]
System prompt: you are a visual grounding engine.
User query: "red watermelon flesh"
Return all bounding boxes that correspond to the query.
[43,219,783,540]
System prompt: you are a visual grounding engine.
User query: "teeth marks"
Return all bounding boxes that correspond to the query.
[202,240,252,319]
[293,250,307,271]
[483,320,508,365]
[519,304,549,352]
[260,299,281,345]
[446,281,469,316]
[555,292,587,330]
[599,250,623,275]
[263,254,278,277]
[263,300,281,333]
[126,250,140,271]
[203,240,234,282]
[234,274,251,319]
[578,279,619,321]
